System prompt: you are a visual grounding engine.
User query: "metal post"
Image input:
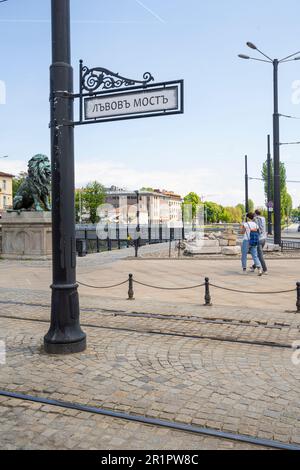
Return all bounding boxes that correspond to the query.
[44,0,86,354]
[135,190,140,257]
[79,190,82,224]
[128,274,135,300]
[204,277,212,306]
[267,134,273,235]
[245,155,249,214]
[273,59,281,245]
[297,282,300,313]
[117,225,121,250]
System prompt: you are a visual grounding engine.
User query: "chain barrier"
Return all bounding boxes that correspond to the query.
[77,280,128,289]
[133,279,205,291]
[209,284,296,295]
[77,275,300,312]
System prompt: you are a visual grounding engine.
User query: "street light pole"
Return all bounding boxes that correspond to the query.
[267,134,273,235]
[238,43,300,246]
[273,59,281,245]
[245,155,249,214]
[44,0,86,354]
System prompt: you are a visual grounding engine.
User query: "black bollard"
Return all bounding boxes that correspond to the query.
[204,277,212,306]
[128,274,135,300]
[297,282,300,313]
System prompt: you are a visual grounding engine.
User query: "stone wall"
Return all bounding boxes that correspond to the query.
[1,211,52,260]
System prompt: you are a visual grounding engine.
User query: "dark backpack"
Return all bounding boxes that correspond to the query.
[247,223,259,247]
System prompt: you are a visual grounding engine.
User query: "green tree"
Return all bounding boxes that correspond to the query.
[12,172,27,197]
[282,192,293,220]
[224,206,243,223]
[204,201,223,223]
[248,199,255,213]
[262,159,292,221]
[80,181,106,224]
[236,203,245,215]
[183,192,201,220]
[292,207,300,220]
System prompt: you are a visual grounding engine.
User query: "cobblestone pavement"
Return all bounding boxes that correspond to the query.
[0,396,260,450]
[1,256,300,449]
[1,304,300,448]
[0,254,299,312]
[1,292,300,347]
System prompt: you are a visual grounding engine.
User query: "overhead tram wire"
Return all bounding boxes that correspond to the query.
[249,176,300,184]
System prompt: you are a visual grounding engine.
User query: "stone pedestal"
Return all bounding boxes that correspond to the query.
[185,239,221,255]
[222,246,241,256]
[1,211,52,260]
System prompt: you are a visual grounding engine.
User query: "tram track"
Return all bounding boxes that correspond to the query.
[0,310,295,350]
[0,299,297,329]
[0,389,298,450]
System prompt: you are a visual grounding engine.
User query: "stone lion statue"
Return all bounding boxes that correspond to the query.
[13,154,51,211]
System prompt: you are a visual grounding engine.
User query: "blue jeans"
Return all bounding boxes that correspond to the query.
[241,240,261,270]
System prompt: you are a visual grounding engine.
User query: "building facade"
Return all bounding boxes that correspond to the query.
[105,187,182,225]
[0,172,14,215]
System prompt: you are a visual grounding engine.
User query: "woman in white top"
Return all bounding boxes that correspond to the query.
[240,213,263,276]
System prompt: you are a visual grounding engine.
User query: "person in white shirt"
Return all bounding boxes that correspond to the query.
[250,209,268,275]
[240,213,263,276]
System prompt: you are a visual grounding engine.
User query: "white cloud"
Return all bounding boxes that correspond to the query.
[5,157,298,207]
[75,158,246,205]
[0,159,26,176]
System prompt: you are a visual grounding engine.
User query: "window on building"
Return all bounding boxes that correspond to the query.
[3,180,6,191]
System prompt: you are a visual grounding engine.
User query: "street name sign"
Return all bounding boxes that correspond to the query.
[84,85,181,121]
[70,63,184,126]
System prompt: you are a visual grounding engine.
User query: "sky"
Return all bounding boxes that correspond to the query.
[1,0,300,207]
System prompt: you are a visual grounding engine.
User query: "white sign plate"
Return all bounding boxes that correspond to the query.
[84,85,180,121]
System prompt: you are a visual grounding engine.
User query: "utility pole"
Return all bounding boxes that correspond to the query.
[273,59,281,245]
[44,0,86,354]
[267,134,273,235]
[245,155,249,215]
[79,190,82,224]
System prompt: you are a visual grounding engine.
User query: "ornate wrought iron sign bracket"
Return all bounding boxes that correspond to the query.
[52,61,184,127]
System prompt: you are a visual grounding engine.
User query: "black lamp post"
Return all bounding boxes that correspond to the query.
[245,155,249,215]
[134,190,140,257]
[267,134,273,235]
[44,0,86,354]
[238,42,300,246]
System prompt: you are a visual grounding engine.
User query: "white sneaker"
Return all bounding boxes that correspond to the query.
[263,271,268,276]
[257,268,263,276]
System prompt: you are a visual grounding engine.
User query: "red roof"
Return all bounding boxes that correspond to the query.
[0,171,14,177]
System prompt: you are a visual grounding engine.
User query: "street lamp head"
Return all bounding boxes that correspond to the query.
[238,54,250,60]
[247,42,257,50]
